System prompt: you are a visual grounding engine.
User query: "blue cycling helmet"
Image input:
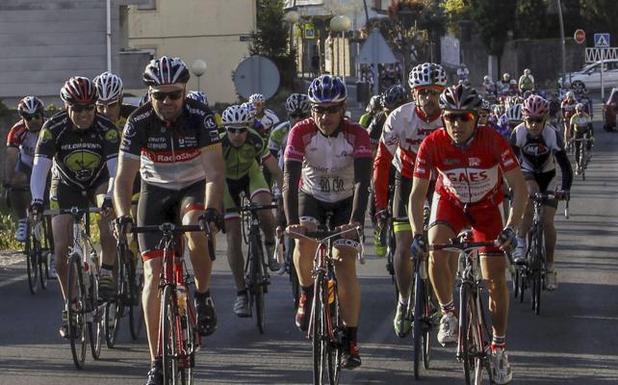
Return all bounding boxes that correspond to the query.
[307,75,347,104]
[186,90,208,105]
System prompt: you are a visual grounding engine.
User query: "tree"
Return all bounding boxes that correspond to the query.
[580,0,618,43]
[469,0,517,56]
[250,0,296,89]
[515,0,546,39]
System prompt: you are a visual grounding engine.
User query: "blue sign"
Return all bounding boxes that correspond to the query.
[594,33,610,48]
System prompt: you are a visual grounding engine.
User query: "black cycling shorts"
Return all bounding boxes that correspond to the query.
[298,191,352,229]
[137,180,205,258]
[49,175,107,211]
[393,171,412,223]
[523,170,558,208]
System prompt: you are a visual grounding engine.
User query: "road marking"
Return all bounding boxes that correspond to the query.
[0,274,26,288]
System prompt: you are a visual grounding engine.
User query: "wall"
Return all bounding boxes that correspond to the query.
[127,0,256,103]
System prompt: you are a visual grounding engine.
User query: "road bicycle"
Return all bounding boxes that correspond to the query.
[570,136,593,180]
[24,211,53,294]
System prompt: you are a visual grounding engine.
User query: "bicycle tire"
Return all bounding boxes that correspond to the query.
[422,279,434,371]
[105,250,124,348]
[412,272,425,380]
[249,234,266,334]
[312,275,339,385]
[161,285,180,385]
[180,296,198,385]
[25,223,39,294]
[287,237,300,308]
[88,265,103,360]
[67,253,87,369]
[128,253,144,340]
[459,283,482,385]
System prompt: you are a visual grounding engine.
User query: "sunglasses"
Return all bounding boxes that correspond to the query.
[443,111,476,122]
[96,100,120,109]
[71,104,96,113]
[151,90,184,101]
[311,104,342,115]
[525,117,545,124]
[417,88,441,97]
[226,127,248,134]
[21,113,42,121]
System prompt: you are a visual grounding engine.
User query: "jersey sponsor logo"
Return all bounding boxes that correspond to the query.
[62,150,102,182]
[445,170,488,183]
[142,148,201,163]
[204,116,217,130]
[523,143,549,157]
[123,122,137,138]
[104,128,119,143]
[39,128,54,143]
[468,157,481,167]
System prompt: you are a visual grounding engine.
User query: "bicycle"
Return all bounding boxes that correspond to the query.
[239,201,278,334]
[24,211,53,294]
[105,230,144,347]
[288,220,362,385]
[512,192,567,315]
[130,221,215,385]
[431,233,510,385]
[49,206,105,369]
[570,136,593,180]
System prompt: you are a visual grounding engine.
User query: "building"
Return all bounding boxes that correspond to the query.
[127,0,256,103]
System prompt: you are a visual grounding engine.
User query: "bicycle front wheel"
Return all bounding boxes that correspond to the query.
[249,235,266,334]
[67,253,87,369]
[459,284,483,385]
[89,273,103,360]
[311,276,340,385]
[128,251,145,340]
[161,285,180,385]
[25,223,40,295]
[412,273,425,380]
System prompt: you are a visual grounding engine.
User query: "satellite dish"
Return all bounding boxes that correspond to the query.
[233,55,280,100]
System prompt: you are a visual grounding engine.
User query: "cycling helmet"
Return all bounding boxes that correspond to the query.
[502,73,511,81]
[439,84,482,111]
[523,95,548,118]
[285,93,311,115]
[222,104,252,128]
[566,91,575,99]
[483,75,491,82]
[408,62,448,89]
[93,71,123,103]
[366,95,381,112]
[307,75,347,104]
[18,96,45,115]
[480,98,492,112]
[249,93,265,104]
[60,76,98,105]
[575,103,585,111]
[505,104,524,123]
[381,85,407,110]
[186,90,208,105]
[524,68,531,75]
[241,101,257,117]
[143,56,190,86]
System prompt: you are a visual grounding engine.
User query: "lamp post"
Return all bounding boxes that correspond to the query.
[191,59,207,92]
[330,15,352,82]
[284,10,301,78]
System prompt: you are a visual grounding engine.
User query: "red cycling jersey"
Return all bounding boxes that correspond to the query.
[6,120,39,169]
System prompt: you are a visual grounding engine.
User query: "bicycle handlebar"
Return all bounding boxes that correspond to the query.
[239,202,279,213]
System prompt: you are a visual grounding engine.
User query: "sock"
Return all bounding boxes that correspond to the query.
[398,293,408,306]
[492,335,506,351]
[440,300,455,315]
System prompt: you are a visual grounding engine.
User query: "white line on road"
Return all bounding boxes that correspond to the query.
[0,274,27,288]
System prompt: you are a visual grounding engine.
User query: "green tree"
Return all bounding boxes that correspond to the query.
[469,0,517,56]
[515,0,546,39]
[441,0,471,35]
[580,0,618,42]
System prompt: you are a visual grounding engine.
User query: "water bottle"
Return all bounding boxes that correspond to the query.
[327,279,335,305]
[457,253,466,278]
[177,284,188,317]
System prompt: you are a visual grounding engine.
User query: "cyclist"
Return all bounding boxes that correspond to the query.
[112,56,224,385]
[409,84,527,385]
[283,75,371,369]
[373,62,446,337]
[268,93,311,168]
[29,77,119,336]
[249,93,280,139]
[518,68,535,94]
[220,104,283,317]
[367,84,407,258]
[93,71,137,127]
[569,103,594,173]
[478,99,494,128]
[5,96,45,243]
[561,91,577,141]
[358,95,381,129]
[482,75,497,99]
[510,95,573,290]
[187,90,224,131]
[497,103,523,139]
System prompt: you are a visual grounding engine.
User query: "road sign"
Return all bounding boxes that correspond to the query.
[585,47,618,63]
[233,55,280,100]
[574,29,586,44]
[358,29,397,65]
[594,33,610,48]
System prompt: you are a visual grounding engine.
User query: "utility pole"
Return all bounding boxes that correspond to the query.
[557,0,567,84]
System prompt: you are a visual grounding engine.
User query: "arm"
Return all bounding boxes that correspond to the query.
[201,142,225,214]
[105,157,117,197]
[30,155,52,202]
[282,160,302,225]
[112,154,139,218]
[555,150,573,191]
[350,157,371,225]
[502,166,527,230]
[263,155,283,190]
[408,176,430,236]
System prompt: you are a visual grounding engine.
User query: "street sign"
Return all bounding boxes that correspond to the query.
[594,33,610,48]
[358,29,397,65]
[585,47,618,63]
[233,55,280,100]
[574,29,586,44]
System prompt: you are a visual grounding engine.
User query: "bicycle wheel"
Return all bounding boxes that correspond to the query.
[89,273,103,360]
[532,230,544,315]
[412,272,425,380]
[161,285,180,385]
[25,223,40,294]
[287,237,300,308]
[180,297,198,385]
[249,234,266,334]
[128,252,145,340]
[67,253,87,369]
[105,250,124,348]
[459,283,484,385]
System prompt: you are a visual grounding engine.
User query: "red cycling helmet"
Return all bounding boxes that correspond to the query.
[60,76,98,105]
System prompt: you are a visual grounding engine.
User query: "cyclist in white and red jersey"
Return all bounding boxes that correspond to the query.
[112,56,224,385]
[409,84,528,385]
[373,62,446,337]
[510,95,572,290]
[561,91,577,140]
[4,96,45,242]
[249,93,280,139]
[283,75,372,369]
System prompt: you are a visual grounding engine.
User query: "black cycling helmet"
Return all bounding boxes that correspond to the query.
[143,56,190,86]
[381,85,407,110]
[439,84,482,112]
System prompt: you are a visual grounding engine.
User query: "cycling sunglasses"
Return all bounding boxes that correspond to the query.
[71,104,96,113]
[417,88,441,97]
[443,111,476,123]
[151,90,184,101]
[226,127,248,134]
[525,117,545,124]
[20,112,43,121]
[96,100,120,109]
[311,104,342,115]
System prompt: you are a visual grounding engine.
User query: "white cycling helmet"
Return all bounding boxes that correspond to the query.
[222,104,252,128]
[94,71,124,103]
[408,62,447,89]
[18,96,45,115]
[505,104,523,123]
[186,90,208,105]
[566,91,575,99]
[249,93,265,104]
[575,103,585,111]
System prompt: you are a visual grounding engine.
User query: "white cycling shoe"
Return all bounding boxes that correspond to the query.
[437,312,458,346]
[490,348,513,384]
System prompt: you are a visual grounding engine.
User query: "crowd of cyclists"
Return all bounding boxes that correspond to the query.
[2,54,596,385]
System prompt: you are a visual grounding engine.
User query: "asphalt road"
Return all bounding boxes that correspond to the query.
[1,123,617,385]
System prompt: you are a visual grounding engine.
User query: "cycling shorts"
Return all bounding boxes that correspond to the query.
[223,162,270,219]
[49,175,107,211]
[429,193,504,255]
[392,172,412,233]
[298,191,352,229]
[522,170,558,208]
[137,180,205,260]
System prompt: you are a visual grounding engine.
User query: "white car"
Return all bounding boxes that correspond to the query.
[560,59,618,91]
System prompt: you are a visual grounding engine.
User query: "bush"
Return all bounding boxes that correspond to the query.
[0,210,21,251]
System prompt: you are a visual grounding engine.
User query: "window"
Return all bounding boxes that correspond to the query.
[137,0,156,11]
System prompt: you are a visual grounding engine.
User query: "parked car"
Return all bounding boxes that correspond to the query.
[603,87,618,131]
[560,59,618,91]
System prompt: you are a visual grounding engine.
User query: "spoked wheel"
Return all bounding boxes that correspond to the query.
[105,254,125,348]
[312,278,341,385]
[287,238,300,309]
[89,274,103,360]
[250,236,266,334]
[161,285,180,385]
[38,220,51,289]
[128,255,145,340]
[459,284,491,385]
[511,267,519,299]
[67,253,87,369]
[25,223,40,294]
[412,274,426,380]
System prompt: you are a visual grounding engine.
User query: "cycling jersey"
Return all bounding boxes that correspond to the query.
[35,111,119,190]
[367,110,387,146]
[255,109,280,138]
[510,124,564,174]
[285,118,372,203]
[373,102,441,211]
[268,121,291,156]
[570,113,592,133]
[119,98,220,190]
[561,99,577,120]
[221,127,271,180]
[414,126,519,206]
[358,112,375,129]
[6,120,39,170]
